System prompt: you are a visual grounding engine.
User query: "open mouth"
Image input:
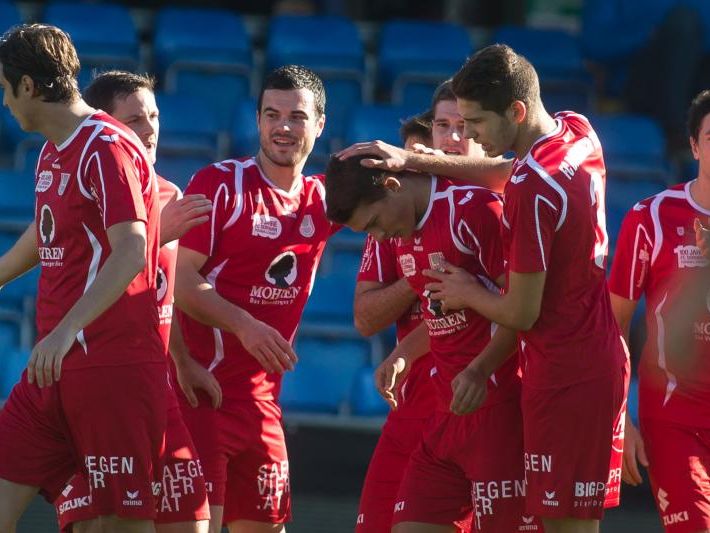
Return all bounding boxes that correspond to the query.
[272,137,296,147]
[443,149,463,156]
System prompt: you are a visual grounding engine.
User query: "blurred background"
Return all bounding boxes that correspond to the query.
[2,0,706,530]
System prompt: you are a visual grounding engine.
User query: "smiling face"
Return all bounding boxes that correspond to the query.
[257,88,324,169]
[456,97,518,158]
[110,87,159,164]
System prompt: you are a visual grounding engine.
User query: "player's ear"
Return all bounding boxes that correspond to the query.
[690,135,700,160]
[383,175,402,192]
[315,112,325,138]
[508,100,527,125]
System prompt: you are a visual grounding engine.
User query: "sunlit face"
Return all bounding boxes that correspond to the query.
[0,64,34,132]
[345,186,417,242]
[257,88,325,168]
[457,97,517,158]
[432,99,481,157]
[691,113,710,178]
[110,87,159,164]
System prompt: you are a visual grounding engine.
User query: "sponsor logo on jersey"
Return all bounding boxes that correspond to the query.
[658,487,669,512]
[518,515,539,531]
[86,455,135,489]
[510,173,527,185]
[428,252,446,271]
[58,495,92,514]
[156,267,168,302]
[38,204,65,266]
[472,479,526,501]
[559,136,595,179]
[356,513,364,524]
[398,254,416,277]
[252,213,282,239]
[674,245,709,268]
[265,251,297,288]
[632,202,646,211]
[61,484,74,497]
[58,172,70,196]
[413,236,423,252]
[256,460,289,512]
[36,170,53,192]
[677,226,685,236]
[542,490,559,507]
[525,453,552,473]
[99,133,119,143]
[458,190,474,205]
[299,214,315,238]
[122,489,143,507]
[394,501,405,512]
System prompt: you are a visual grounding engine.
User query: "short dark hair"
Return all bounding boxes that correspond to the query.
[258,65,325,117]
[431,79,456,110]
[688,90,710,142]
[452,44,539,116]
[0,24,80,103]
[84,70,155,113]
[325,155,387,224]
[399,110,433,145]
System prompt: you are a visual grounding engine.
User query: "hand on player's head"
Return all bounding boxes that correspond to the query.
[336,140,409,172]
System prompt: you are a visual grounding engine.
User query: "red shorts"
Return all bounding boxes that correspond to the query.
[393,397,538,532]
[55,394,210,530]
[0,363,168,520]
[640,418,710,533]
[356,415,429,532]
[179,395,290,525]
[521,358,629,520]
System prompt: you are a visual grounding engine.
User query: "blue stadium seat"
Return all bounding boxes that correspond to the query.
[231,98,259,156]
[627,376,639,426]
[328,227,366,251]
[0,169,35,220]
[592,114,669,180]
[0,107,45,168]
[44,2,139,88]
[320,248,362,280]
[265,15,365,150]
[378,20,471,108]
[491,26,593,113]
[156,93,220,158]
[303,270,356,324]
[350,366,389,416]
[343,104,417,147]
[0,2,22,29]
[280,336,369,414]
[155,7,252,129]
[0,348,29,400]
[605,178,665,252]
[155,153,212,190]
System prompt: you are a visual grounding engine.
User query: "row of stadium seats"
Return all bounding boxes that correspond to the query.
[0,2,597,109]
[0,99,675,190]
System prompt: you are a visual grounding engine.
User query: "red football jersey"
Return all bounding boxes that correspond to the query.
[503,111,626,389]
[156,175,181,354]
[609,181,710,428]
[357,235,435,419]
[34,111,163,370]
[176,157,338,401]
[396,177,520,411]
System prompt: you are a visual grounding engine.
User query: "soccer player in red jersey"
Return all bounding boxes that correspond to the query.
[355,81,487,533]
[0,25,166,532]
[420,45,628,533]
[52,71,214,532]
[326,154,539,532]
[609,90,710,533]
[171,65,337,532]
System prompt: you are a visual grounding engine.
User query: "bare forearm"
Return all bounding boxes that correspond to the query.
[354,278,417,336]
[460,282,529,330]
[174,268,251,336]
[392,322,430,363]
[469,326,518,377]
[59,241,145,333]
[168,317,192,365]
[405,153,512,193]
[0,222,39,286]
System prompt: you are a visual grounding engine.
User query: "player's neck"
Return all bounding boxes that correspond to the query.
[690,171,710,210]
[36,98,96,147]
[512,106,557,159]
[408,174,434,226]
[255,151,302,192]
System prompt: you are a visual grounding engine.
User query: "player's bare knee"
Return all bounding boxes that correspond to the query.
[226,520,285,533]
[97,515,156,533]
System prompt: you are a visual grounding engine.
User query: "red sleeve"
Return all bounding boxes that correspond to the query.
[83,139,148,229]
[608,204,653,300]
[179,165,232,257]
[506,179,560,273]
[457,193,506,282]
[357,235,399,284]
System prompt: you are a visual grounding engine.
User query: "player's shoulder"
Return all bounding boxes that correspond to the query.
[634,182,691,214]
[85,112,145,155]
[189,156,256,189]
[157,175,182,196]
[302,172,327,196]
